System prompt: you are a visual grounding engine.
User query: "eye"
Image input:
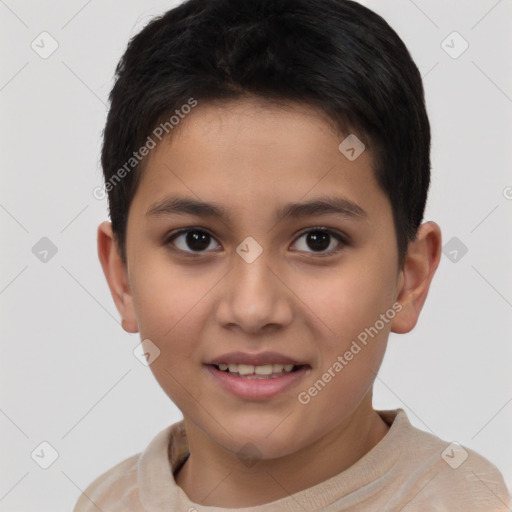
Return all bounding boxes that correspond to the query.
[291,228,348,255]
[165,227,348,256]
[165,228,221,254]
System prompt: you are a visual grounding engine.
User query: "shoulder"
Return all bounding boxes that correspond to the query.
[72,452,143,512]
[72,423,181,512]
[416,444,510,511]
[387,410,511,511]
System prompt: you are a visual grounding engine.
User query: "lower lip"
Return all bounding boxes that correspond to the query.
[204,365,310,400]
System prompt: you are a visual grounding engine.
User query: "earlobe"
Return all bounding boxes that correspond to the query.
[97,221,139,333]
[391,221,442,334]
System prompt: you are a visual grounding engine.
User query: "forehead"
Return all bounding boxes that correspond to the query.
[130,98,388,225]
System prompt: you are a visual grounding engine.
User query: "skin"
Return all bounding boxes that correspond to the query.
[97,97,442,507]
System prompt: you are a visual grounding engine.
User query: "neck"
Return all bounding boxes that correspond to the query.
[175,395,390,508]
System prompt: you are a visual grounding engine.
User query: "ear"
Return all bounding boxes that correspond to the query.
[391,221,442,334]
[97,221,139,333]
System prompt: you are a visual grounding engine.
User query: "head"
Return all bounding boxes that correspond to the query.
[98,0,441,460]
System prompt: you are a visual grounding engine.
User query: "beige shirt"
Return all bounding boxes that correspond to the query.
[73,409,510,511]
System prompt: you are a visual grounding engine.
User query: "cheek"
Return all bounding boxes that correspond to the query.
[298,261,396,342]
[129,259,216,407]
[130,256,215,355]
[292,256,394,404]
[295,270,393,436]
[124,239,209,406]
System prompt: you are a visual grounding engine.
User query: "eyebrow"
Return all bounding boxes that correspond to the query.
[146,195,367,223]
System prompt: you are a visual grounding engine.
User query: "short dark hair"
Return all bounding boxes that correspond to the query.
[101,0,430,267]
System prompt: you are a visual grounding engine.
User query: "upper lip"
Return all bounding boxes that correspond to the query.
[206,351,309,367]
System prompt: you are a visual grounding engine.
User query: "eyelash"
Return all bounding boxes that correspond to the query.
[164,227,349,257]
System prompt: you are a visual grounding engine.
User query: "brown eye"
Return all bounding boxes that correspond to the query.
[291,228,347,255]
[305,231,331,251]
[166,229,221,253]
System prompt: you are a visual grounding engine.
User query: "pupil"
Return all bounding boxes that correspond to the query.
[186,231,210,251]
[307,231,330,251]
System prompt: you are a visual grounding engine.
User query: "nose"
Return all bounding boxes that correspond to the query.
[215,247,293,335]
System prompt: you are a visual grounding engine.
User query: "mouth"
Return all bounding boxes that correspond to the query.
[208,362,309,379]
[203,354,311,400]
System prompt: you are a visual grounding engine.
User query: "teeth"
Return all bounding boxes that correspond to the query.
[255,364,273,375]
[215,363,297,376]
[238,364,254,376]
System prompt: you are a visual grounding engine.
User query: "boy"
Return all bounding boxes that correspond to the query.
[75,0,510,510]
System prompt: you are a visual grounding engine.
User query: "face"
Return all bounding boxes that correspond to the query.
[122,98,403,459]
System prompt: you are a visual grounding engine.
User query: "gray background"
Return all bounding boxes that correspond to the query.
[1,0,511,509]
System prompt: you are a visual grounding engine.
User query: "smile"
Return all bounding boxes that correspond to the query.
[204,363,311,400]
[213,363,300,378]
